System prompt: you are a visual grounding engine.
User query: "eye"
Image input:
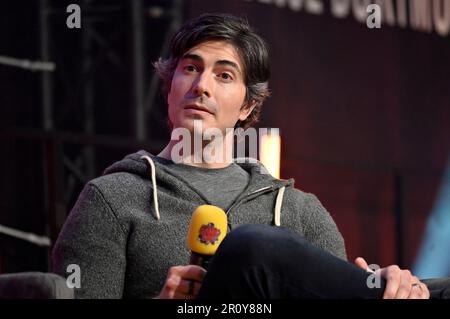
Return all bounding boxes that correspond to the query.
[183,64,198,73]
[218,72,233,82]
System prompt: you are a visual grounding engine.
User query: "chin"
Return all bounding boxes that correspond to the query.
[174,117,208,132]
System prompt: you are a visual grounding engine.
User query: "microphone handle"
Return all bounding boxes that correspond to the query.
[190,251,213,269]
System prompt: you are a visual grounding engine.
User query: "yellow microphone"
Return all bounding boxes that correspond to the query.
[186,205,228,269]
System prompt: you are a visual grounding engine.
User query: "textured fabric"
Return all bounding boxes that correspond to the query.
[0,272,74,299]
[52,150,347,298]
[422,278,450,299]
[153,157,249,211]
[199,224,386,299]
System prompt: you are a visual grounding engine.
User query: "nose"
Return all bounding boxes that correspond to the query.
[192,72,212,98]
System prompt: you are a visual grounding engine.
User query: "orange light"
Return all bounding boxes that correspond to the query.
[259,128,281,178]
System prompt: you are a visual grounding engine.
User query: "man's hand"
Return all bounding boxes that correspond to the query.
[156,265,207,299]
[355,257,430,299]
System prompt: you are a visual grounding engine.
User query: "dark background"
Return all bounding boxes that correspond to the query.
[1,0,449,276]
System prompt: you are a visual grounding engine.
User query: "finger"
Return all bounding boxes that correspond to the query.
[381,266,401,299]
[173,291,196,299]
[408,284,422,299]
[158,284,175,299]
[177,264,207,282]
[167,265,206,283]
[159,275,182,299]
[419,282,430,299]
[354,257,369,270]
[165,277,194,299]
[395,270,413,299]
[180,279,202,296]
[161,277,201,299]
[407,276,422,299]
[413,278,430,300]
[159,265,204,299]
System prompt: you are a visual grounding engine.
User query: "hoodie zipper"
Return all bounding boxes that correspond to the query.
[225,185,275,215]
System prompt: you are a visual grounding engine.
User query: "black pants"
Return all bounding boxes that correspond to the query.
[198,224,386,299]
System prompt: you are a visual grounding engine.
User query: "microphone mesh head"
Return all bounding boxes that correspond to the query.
[186,205,228,255]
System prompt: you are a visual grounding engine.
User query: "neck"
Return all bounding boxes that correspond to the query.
[158,130,234,169]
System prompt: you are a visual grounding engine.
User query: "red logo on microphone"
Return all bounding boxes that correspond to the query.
[198,223,221,245]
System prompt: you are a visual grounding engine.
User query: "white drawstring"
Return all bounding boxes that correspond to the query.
[140,154,284,224]
[140,155,160,220]
[274,186,285,227]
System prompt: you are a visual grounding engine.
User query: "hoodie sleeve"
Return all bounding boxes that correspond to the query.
[300,192,348,261]
[52,183,128,298]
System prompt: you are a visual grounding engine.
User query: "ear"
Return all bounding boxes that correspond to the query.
[239,100,257,122]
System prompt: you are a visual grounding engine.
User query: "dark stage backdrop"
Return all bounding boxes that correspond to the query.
[1,0,449,275]
[186,0,450,268]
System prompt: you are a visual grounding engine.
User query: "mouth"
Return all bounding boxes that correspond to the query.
[184,104,214,115]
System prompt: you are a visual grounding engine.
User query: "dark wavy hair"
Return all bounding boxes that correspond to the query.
[154,13,270,129]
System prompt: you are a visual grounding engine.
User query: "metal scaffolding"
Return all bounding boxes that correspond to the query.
[1,0,184,272]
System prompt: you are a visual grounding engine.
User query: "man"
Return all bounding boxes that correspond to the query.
[52,13,429,299]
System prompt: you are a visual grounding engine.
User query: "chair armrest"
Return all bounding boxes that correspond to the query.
[0,272,74,299]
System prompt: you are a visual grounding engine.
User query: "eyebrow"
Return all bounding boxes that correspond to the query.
[181,53,242,75]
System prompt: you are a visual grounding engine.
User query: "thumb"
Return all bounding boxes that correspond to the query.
[354,257,369,270]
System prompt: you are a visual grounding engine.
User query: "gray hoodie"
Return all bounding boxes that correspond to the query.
[52,150,347,298]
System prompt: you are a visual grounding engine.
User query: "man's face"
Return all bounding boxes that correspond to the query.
[167,40,253,134]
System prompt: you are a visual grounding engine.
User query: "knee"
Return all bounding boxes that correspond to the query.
[215,224,309,263]
[227,224,272,247]
[222,224,272,254]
